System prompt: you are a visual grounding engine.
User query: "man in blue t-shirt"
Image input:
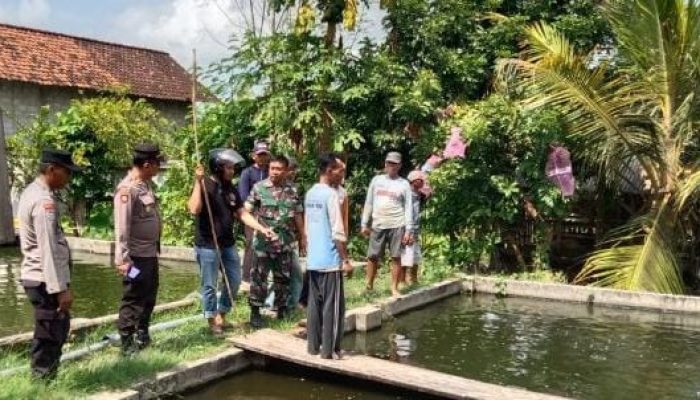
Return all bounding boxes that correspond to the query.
[304,153,352,359]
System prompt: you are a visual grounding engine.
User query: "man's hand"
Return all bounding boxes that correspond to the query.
[56,289,74,313]
[361,227,371,238]
[194,164,205,181]
[116,263,130,276]
[402,232,414,246]
[342,260,354,274]
[262,227,278,241]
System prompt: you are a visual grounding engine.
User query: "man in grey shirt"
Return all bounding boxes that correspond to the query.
[18,149,80,380]
[361,152,413,297]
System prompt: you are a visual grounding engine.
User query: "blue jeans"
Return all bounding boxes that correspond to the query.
[195,246,241,319]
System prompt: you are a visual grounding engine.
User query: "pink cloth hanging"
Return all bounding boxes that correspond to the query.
[546,146,575,197]
[421,154,444,173]
[443,126,467,159]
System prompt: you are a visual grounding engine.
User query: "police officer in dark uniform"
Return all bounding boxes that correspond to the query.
[18,149,81,380]
[113,143,164,356]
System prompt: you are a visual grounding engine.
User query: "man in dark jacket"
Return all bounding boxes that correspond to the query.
[239,141,270,283]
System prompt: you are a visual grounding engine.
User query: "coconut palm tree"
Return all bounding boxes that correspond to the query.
[497,0,700,293]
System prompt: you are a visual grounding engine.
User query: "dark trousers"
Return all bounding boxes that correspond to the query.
[24,283,70,379]
[307,270,345,357]
[118,257,159,336]
[242,226,255,283]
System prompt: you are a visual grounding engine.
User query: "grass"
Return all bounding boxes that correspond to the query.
[0,263,453,400]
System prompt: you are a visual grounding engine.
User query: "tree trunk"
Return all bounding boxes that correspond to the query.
[0,111,16,245]
[70,198,87,237]
[318,21,337,153]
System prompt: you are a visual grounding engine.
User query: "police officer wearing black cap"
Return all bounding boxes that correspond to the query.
[18,149,81,380]
[113,143,164,356]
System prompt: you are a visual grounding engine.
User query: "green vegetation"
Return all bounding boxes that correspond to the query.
[499,0,700,293]
[6,95,174,236]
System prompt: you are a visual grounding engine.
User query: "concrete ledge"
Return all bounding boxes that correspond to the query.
[89,348,251,400]
[66,237,196,262]
[380,279,463,318]
[353,305,383,332]
[88,390,140,400]
[158,245,196,262]
[343,310,356,333]
[66,237,115,256]
[466,276,700,314]
[0,295,198,348]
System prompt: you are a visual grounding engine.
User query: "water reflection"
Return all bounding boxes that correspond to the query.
[185,369,410,400]
[0,246,199,337]
[348,294,700,400]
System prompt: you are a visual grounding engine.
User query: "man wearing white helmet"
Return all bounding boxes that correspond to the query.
[188,149,275,335]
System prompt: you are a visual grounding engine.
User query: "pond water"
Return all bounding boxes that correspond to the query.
[346,294,700,400]
[184,367,423,400]
[0,246,199,337]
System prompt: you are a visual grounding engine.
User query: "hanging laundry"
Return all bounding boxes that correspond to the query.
[421,153,444,173]
[545,145,575,197]
[443,126,467,159]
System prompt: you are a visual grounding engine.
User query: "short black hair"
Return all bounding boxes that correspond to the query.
[133,153,160,167]
[318,153,340,174]
[270,155,289,168]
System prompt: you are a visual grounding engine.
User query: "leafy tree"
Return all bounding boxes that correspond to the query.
[498,0,700,293]
[6,96,173,234]
[382,0,611,101]
[421,95,569,269]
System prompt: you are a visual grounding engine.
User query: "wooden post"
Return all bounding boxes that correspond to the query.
[0,110,16,244]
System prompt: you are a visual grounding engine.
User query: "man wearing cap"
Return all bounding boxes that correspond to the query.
[18,149,80,380]
[239,140,271,283]
[361,151,413,297]
[402,170,427,285]
[114,143,164,356]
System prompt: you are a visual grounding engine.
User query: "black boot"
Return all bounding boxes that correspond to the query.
[135,329,151,350]
[250,306,265,329]
[120,334,138,357]
[276,306,287,320]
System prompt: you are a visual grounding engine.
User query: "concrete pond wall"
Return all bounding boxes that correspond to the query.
[9,263,698,399]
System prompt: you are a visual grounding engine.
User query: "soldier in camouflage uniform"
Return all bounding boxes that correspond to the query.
[245,155,305,328]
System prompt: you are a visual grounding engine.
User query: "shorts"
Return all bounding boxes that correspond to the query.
[401,240,422,267]
[367,227,405,261]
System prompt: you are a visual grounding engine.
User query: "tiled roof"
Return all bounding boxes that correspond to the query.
[0,23,205,102]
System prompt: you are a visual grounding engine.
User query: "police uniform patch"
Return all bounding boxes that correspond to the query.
[119,187,129,203]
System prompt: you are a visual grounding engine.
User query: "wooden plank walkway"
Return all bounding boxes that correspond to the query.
[232,329,570,400]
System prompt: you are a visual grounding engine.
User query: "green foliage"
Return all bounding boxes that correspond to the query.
[421,95,570,268]
[498,0,700,293]
[6,96,174,232]
[383,0,611,101]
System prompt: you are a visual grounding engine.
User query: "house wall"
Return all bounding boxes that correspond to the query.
[0,80,189,243]
[0,80,189,136]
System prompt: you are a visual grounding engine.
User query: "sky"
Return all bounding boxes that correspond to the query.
[0,0,386,69]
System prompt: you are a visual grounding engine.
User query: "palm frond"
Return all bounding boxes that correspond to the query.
[606,0,700,140]
[576,200,684,294]
[496,22,662,190]
[676,167,700,210]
